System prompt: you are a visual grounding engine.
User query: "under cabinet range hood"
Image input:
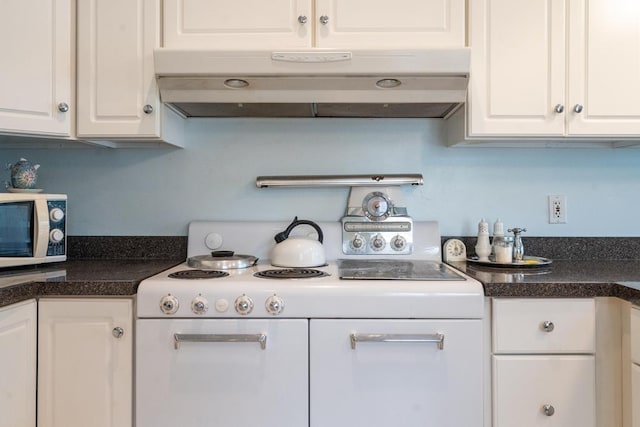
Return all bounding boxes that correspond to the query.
[154,48,470,119]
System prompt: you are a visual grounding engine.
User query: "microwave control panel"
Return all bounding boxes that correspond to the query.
[46,200,66,256]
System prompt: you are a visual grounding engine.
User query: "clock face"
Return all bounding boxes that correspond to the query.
[443,239,467,262]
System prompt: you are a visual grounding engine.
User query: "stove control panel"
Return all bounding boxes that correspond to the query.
[155,291,291,317]
[341,216,413,255]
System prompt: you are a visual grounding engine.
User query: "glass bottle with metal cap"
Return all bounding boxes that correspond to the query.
[508,227,527,261]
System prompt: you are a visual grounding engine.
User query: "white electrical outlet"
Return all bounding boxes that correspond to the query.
[548,195,567,224]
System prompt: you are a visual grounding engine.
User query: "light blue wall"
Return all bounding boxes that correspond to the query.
[3,118,640,236]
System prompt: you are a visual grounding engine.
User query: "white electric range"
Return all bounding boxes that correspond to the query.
[136,219,485,427]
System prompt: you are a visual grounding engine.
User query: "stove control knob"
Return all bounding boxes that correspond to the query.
[350,234,365,251]
[191,296,209,315]
[391,235,407,251]
[370,234,386,251]
[160,295,179,315]
[265,295,285,315]
[234,295,254,315]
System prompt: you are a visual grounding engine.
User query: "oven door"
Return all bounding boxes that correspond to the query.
[136,319,308,427]
[310,319,483,427]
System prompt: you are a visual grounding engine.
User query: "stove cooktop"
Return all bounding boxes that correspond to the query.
[136,220,484,319]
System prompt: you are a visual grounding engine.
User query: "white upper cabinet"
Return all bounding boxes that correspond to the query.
[0,0,73,136]
[163,0,312,49]
[162,0,465,49]
[568,0,640,136]
[314,0,465,48]
[77,0,184,147]
[452,0,640,144]
[467,0,566,137]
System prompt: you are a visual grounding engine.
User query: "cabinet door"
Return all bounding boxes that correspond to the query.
[0,300,36,427]
[315,0,465,48]
[310,319,483,427]
[162,0,312,49]
[493,355,595,427]
[77,0,160,138]
[568,0,640,135]
[38,299,132,427]
[467,0,566,137]
[633,363,640,427]
[0,0,73,136]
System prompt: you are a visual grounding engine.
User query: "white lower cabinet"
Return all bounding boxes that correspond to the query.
[633,364,640,427]
[492,298,596,427]
[631,306,640,427]
[37,298,133,427]
[493,355,595,427]
[0,299,37,427]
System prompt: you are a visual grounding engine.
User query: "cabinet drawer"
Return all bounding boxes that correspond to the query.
[493,298,595,354]
[493,355,595,427]
[632,307,640,364]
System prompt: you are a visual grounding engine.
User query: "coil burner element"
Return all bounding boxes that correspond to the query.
[254,268,329,279]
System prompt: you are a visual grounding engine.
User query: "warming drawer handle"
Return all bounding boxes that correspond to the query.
[350,333,444,350]
[174,333,267,350]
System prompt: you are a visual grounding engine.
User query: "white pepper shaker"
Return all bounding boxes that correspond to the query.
[493,219,504,238]
[475,218,491,262]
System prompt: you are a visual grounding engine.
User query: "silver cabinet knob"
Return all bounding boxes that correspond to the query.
[58,102,69,113]
[297,15,307,24]
[143,104,154,114]
[112,327,124,338]
[574,104,584,113]
[319,15,329,25]
[543,404,555,416]
[541,321,555,332]
[554,104,564,113]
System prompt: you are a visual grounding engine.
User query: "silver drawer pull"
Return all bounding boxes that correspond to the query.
[174,333,267,350]
[350,333,444,350]
[543,404,555,416]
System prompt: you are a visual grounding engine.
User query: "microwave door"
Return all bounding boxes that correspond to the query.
[0,201,35,257]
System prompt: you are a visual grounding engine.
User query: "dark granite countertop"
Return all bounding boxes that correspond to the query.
[0,259,181,307]
[4,233,640,309]
[447,260,640,304]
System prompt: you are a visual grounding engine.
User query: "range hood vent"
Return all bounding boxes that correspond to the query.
[154,49,470,119]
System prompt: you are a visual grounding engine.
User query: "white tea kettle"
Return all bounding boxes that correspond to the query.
[270,217,326,268]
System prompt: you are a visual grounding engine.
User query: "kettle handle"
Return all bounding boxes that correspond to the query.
[274,217,324,243]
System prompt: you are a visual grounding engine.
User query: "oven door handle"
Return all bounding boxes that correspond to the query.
[174,333,267,350]
[349,333,444,350]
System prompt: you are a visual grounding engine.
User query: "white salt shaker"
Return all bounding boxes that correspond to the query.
[475,218,491,262]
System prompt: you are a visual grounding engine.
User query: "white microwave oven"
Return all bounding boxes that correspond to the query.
[0,193,67,268]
